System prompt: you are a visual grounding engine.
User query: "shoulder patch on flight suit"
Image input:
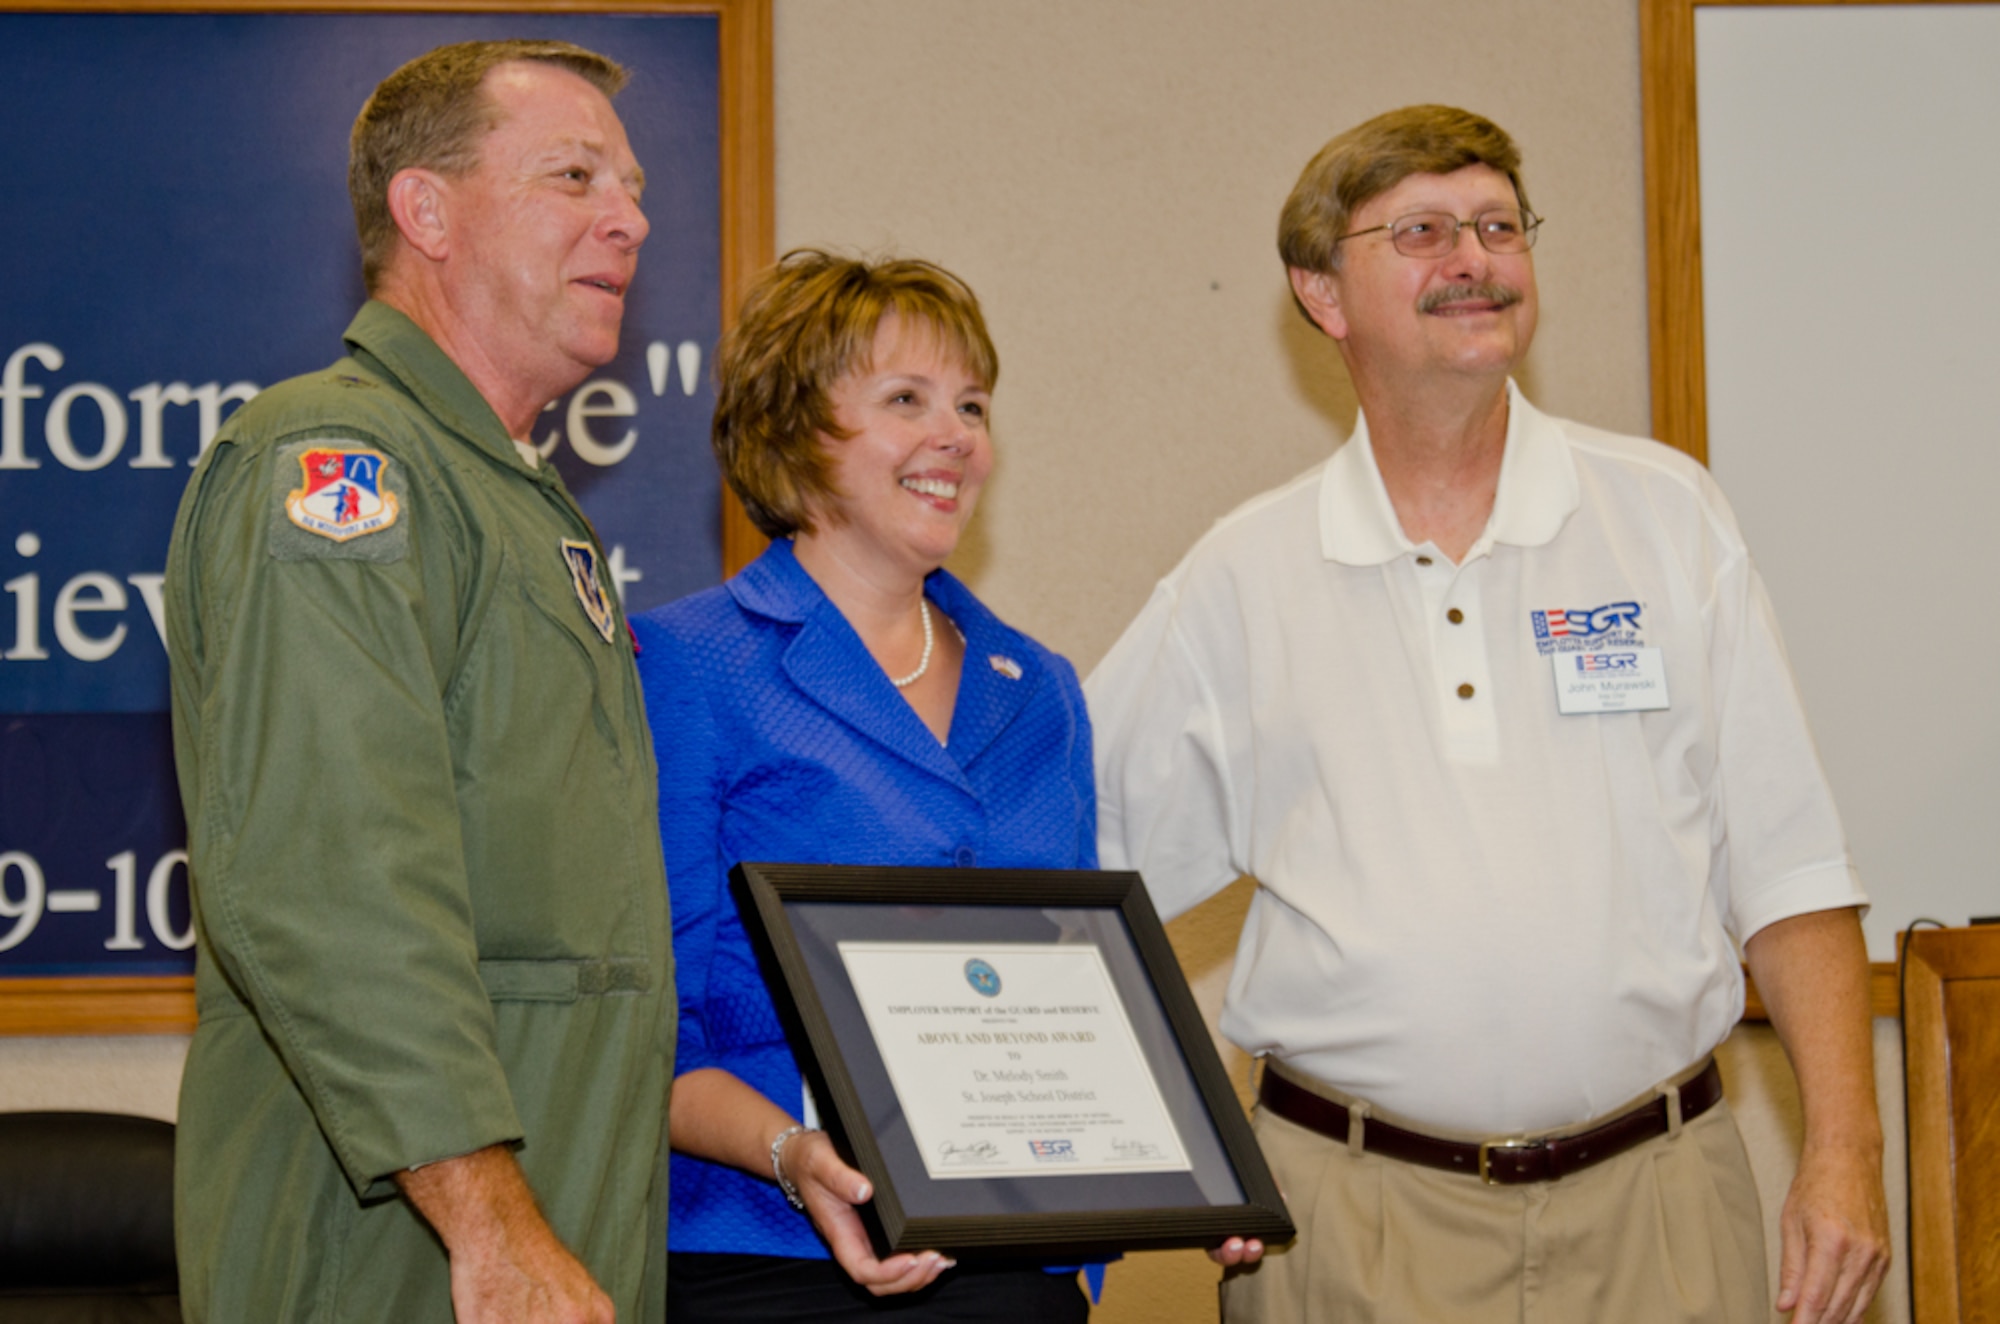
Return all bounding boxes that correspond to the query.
[561,539,619,642]
[270,440,410,562]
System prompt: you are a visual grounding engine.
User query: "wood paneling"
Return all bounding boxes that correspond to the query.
[713,0,775,575]
[1638,0,1707,462]
[1905,926,2000,1324]
[0,977,194,1036]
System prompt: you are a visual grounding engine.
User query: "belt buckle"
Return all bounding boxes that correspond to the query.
[1478,1137,1539,1185]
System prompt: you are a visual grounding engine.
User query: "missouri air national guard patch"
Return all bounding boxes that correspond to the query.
[561,539,619,642]
[270,439,410,562]
[287,447,399,540]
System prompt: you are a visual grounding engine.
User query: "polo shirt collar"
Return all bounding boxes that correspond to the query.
[1318,379,1579,566]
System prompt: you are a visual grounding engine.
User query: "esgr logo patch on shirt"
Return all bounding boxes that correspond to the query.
[1531,601,1643,655]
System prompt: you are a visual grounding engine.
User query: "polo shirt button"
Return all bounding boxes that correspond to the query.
[954,847,977,867]
[1447,607,1464,624]
[1415,555,1434,567]
[1457,682,1475,699]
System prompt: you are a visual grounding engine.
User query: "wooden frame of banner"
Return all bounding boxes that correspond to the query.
[0,0,771,1036]
[1639,0,1991,463]
[1639,0,1952,1025]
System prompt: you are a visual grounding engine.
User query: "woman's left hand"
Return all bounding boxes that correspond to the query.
[784,1129,956,1296]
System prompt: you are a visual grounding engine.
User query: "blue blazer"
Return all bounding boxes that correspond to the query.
[633,539,1096,1259]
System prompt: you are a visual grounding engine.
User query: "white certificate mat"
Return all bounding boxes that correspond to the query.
[837,941,1193,1179]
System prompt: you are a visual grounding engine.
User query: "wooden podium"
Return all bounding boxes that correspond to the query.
[1903,925,2000,1324]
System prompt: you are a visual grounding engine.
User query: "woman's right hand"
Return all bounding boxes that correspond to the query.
[670,1070,956,1296]
[780,1128,956,1296]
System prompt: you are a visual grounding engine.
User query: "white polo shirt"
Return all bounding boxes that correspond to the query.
[1087,383,1864,1133]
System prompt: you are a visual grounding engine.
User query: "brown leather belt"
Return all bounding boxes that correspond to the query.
[1258,1058,1723,1185]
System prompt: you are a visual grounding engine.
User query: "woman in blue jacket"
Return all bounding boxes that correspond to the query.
[634,251,1096,1321]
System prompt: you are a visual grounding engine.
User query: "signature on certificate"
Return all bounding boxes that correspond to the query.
[1111,1138,1164,1160]
[938,1139,1001,1165]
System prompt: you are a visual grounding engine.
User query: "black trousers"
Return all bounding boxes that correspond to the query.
[666,1253,1091,1323]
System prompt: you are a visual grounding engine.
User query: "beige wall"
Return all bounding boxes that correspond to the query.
[773,0,1651,671]
[0,2,1908,1319]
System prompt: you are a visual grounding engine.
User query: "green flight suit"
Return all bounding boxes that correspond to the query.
[164,301,673,1322]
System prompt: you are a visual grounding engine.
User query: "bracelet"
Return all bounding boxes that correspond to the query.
[769,1124,812,1211]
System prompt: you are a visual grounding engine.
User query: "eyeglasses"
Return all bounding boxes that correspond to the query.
[1335,208,1543,258]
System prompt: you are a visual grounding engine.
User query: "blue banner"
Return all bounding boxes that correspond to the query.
[0,13,724,975]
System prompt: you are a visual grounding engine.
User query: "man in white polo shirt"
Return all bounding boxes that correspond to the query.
[1087,105,1889,1323]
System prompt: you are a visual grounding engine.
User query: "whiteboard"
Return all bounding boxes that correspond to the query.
[1694,4,2000,957]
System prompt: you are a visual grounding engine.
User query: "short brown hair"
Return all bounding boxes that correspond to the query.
[1278,104,1529,276]
[349,40,628,291]
[714,250,999,540]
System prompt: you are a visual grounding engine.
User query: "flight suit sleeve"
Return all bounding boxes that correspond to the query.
[171,430,520,1199]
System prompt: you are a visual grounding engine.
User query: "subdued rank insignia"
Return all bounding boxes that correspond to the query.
[988,654,1023,681]
[561,539,618,642]
[285,448,400,541]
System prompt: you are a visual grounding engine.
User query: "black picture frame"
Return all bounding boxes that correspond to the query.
[731,862,1294,1262]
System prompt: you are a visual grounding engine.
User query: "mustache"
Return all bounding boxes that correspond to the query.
[1418,282,1524,313]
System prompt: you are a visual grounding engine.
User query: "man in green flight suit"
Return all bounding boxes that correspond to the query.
[164,40,673,1322]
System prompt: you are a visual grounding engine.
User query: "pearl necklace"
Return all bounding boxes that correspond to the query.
[890,599,934,689]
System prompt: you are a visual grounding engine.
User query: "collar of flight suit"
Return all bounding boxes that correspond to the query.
[341,300,537,479]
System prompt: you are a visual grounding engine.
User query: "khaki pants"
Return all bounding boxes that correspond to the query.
[1222,1074,1769,1323]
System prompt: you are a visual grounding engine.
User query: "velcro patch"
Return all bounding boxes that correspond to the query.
[561,539,618,642]
[270,440,410,562]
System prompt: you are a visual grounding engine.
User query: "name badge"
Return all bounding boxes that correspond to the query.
[1551,646,1670,714]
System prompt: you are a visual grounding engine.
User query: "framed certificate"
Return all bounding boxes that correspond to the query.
[731,862,1295,1261]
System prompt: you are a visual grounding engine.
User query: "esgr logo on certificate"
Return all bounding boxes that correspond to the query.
[964,957,1002,997]
[1028,1139,1077,1162]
